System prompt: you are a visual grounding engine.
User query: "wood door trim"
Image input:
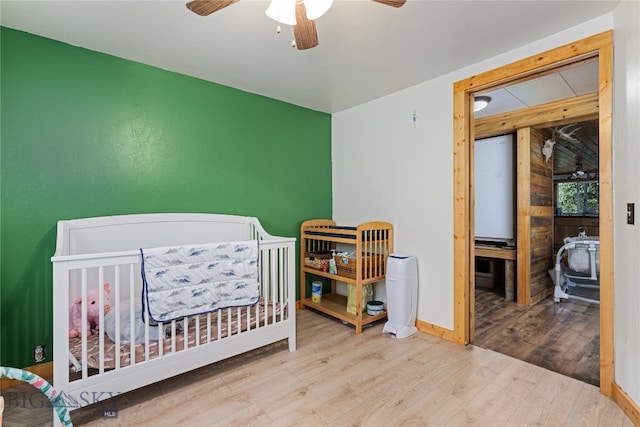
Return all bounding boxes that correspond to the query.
[452,30,614,395]
[475,93,599,139]
[516,127,531,306]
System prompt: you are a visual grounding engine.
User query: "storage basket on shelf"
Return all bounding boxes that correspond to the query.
[334,253,386,279]
[304,251,333,271]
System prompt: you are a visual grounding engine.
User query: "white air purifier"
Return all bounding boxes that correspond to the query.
[383,254,418,339]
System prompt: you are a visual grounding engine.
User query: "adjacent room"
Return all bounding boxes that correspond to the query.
[1,1,638,425]
[470,63,602,385]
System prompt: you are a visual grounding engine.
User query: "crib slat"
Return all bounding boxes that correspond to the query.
[129,265,136,367]
[195,315,200,346]
[276,249,282,322]
[271,251,277,324]
[144,311,150,361]
[254,299,259,329]
[98,267,105,374]
[247,302,252,332]
[283,248,288,321]
[171,321,176,353]
[158,321,164,357]
[114,266,121,370]
[81,270,88,379]
[184,317,189,350]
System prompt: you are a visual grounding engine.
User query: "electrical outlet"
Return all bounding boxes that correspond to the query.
[628,203,635,225]
[33,344,46,363]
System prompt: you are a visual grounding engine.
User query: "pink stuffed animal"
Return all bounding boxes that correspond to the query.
[69,283,111,338]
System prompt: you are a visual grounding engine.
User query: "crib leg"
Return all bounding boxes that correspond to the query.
[554,285,569,303]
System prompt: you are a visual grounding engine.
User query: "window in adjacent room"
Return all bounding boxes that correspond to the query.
[556,180,599,215]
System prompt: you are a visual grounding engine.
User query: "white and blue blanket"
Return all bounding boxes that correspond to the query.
[140,240,260,323]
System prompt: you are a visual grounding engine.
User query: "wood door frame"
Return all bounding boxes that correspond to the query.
[452,31,614,395]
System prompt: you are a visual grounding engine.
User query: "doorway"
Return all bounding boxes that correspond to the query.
[472,118,601,386]
[452,31,613,395]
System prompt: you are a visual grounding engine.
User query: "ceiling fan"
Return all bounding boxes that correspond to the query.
[569,161,597,180]
[186,0,407,50]
[571,162,586,179]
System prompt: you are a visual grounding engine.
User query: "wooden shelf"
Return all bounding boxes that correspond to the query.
[302,266,384,286]
[300,219,393,335]
[300,293,387,327]
[475,245,517,260]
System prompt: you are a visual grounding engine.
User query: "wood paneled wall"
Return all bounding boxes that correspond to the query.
[527,128,555,305]
[516,127,554,306]
[554,216,599,251]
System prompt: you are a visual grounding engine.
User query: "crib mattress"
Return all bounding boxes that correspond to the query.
[68,300,283,371]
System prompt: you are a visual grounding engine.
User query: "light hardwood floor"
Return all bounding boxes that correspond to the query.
[2,309,632,426]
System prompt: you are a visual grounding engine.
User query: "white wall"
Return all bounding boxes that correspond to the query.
[333,13,614,330]
[332,72,455,327]
[613,0,640,406]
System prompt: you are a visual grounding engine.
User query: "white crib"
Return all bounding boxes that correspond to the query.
[51,213,296,426]
[553,236,600,304]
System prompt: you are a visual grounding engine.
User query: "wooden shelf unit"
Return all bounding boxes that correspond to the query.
[475,245,517,302]
[300,219,393,334]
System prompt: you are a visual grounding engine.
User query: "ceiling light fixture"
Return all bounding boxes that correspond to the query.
[570,162,589,179]
[266,0,334,25]
[473,96,492,112]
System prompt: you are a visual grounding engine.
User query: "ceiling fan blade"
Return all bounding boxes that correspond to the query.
[186,0,239,16]
[371,0,406,8]
[294,1,319,50]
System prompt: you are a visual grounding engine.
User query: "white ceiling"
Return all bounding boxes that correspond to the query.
[1,0,618,113]
[474,59,599,119]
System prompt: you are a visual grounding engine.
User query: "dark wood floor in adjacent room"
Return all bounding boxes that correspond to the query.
[473,287,600,387]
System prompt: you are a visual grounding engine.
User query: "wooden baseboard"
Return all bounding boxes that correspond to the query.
[0,362,53,389]
[613,382,640,426]
[298,301,455,342]
[416,319,454,342]
[530,286,554,306]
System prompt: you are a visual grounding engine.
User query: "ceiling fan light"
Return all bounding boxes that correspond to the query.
[266,0,297,25]
[473,96,492,112]
[305,0,334,20]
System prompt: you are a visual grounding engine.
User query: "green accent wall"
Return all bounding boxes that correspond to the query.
[0,27,332,368]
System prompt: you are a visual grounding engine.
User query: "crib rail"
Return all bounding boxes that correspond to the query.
[553,238,599,304]
[52,232,295,422]
[556,239,600,280]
